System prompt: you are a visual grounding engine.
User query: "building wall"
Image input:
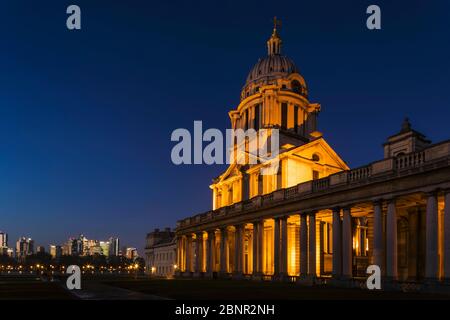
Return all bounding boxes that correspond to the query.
[146,243,177,278]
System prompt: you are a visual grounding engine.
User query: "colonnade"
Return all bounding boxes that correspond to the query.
[177,189,450,282]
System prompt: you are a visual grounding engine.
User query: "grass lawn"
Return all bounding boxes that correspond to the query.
[0,275,74,300]
[102,278,450,300]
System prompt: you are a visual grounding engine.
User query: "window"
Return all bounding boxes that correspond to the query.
[294,105,298,133]
[291,80,301,93]
[244,109,249,131]
[312,170,320,180]
[322,222,333,254]
[312,154,320,162]
[281,103,288,130]
[254,104,260,131]
[354,223,369,257]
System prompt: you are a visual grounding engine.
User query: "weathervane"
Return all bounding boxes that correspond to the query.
[273,16,282,31]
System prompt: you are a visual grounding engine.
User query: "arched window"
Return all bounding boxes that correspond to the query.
[291,80,302,93]
[312,153,320,162]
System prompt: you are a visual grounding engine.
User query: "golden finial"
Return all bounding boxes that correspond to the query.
[267,17,282,55]
[273,16,281,33]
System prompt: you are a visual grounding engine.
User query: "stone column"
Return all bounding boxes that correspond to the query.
[308,212,316,278]
[332,207,342,278]
[408,208,419,280]
[386,199,398,280]
[194,233,203,276]
[273,217,281,277]
[342,207,352,279]
[444,190,450,281]
[257,220,264,275]
[252,221,259,276]
[219,227,228,275]
[242,174,249,201]
[258,175,263,196]
[280,216,288,277]
[425,191,439,280]
[300,213,308,277]
[373,200,384,272]
[175,236,182,275]
[206,230,215,276]
[233,224,244,278]
[184,235,192,275]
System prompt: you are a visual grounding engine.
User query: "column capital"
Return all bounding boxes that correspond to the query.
[424,189,440,198]
[341,205,353,212]
[373,199,383,206]
[252,219,265,226]
[385,197,397,204]
[195,232,204,239]
[331,206,341,213]
[307,210,318,216]
[233,223,246,230]
[274,215,289,221]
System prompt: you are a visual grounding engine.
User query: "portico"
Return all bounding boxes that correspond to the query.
[175,23,450,288]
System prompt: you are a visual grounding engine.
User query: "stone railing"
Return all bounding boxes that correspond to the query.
[348,165,372,182]
[395,151,425,170]
[312,178,330,191]
[177,141,450,229]
[285,185,299,199]
[262,193,274,204]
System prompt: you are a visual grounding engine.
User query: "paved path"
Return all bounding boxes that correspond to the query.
[68,281,169,300]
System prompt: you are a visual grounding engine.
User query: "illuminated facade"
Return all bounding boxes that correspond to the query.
[145,228,177,278]
[175,24,450,286]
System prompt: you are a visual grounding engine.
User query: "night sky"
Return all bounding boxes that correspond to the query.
[1,0,449,253]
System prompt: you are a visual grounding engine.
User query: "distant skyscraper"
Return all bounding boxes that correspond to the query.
[99,241,110,256]
[76,235,86,255]
[62,238,79,256]
[49,245,62,259]
[16,237,34,260]
[36,246,45,254]
[0,231,8,248]
[109,237,120,256]
[125,247,138,260]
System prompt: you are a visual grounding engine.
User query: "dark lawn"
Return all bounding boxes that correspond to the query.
[0,275,74,299]
[102,278,450,300]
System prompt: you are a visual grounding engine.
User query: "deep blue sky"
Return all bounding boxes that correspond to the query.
[0,0,449,253]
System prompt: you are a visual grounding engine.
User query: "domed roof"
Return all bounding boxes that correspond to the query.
[245,55,298,85]
[241,21,305,99]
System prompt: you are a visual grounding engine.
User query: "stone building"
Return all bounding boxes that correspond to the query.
[145,228,177,278]
[175,23,450,286]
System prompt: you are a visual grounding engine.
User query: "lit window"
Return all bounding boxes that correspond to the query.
[312,170,319,180]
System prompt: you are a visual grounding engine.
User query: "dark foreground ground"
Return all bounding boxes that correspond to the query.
[103,278,450,300]
[2,275,450,300]
[0,275,73,299]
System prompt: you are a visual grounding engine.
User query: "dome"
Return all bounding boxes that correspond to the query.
[240,21,307,100]
[245,55,298,85]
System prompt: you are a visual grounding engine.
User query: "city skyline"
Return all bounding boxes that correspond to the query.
[0,230,137,259]
[1,1,449,259]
